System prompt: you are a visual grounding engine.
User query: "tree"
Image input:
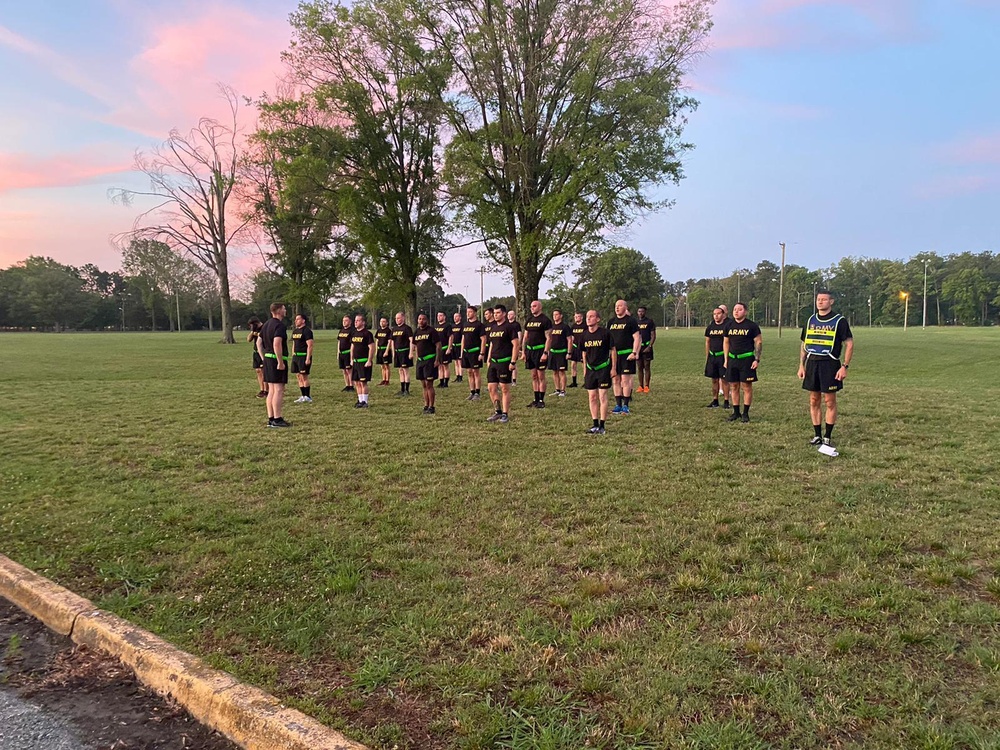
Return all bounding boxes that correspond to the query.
[110,87,249,343]
[576,246,665,316]
[943,267,990,325]
[423,0,712,315]
[121,238,173,330]
[286,0,451,323]
[11,257,93,331]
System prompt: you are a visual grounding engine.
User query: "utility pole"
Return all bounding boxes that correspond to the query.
[478,266,486,308]
[922,259,929,329]
[777,242,786,337]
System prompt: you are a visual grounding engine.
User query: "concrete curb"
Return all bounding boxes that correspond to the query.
[0,554,368,750]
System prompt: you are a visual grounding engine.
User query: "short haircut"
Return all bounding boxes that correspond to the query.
[297,314,309,325]
[637,306,647,312]
[248,316,261,327]
[269,302,285,314]
[734,301,747,309]
[553,308,562,315]
[816,288,834,297]
[494,303,507,314]
[467,305,478,313]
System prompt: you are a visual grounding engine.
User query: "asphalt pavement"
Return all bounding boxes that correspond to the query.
[0,689,88,750]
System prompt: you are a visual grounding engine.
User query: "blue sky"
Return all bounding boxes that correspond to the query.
[1,0,998,301]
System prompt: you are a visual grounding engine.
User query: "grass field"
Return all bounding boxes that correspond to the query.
[2,327,999,749]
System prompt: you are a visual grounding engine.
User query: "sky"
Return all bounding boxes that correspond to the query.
[1,0,998,302]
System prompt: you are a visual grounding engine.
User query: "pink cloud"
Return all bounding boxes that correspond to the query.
[914,174,999,200]
[0,149,133,193]
[936,133,1000,166]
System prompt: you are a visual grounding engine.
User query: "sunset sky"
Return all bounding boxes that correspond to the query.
[1,0,998,301]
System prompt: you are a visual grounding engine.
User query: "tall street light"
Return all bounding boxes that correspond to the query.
[922,259,930,329]
[901,291,909,331]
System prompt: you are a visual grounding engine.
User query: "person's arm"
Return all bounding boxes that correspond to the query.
[705,334,710,358]
[751,334,762,370]
[386,337,394,361]
[611,345,618,373]
[629,330,641,360]
[368,338,376,365]
[435,339,442,368]
[480,332,488,361]
[247,330,255,343]
[273,335,285,369]
[542,328,552,359]
[256,333,265,360]
[798,343,807,379]
[722,333,730,364]
[510,334,520,368]
[649,326,656,348]
[306,337,314,364]
[837,338,854,380]
[566,333,574,356]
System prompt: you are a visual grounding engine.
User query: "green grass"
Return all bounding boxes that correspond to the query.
[2,327,999,749]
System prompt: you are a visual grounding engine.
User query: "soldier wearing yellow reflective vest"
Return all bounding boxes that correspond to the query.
[798,289,854,447]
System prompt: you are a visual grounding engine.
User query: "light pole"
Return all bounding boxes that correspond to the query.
[777,242,786,337]
[922,260,929,329]
[796,291,808,328]
[868,296,872,328]
[901,291,909,331]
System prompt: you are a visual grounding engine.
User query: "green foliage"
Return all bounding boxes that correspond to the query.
[574,246,666,317]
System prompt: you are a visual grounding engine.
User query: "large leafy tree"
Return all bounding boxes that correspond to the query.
[575,245,665,316]
[285,0,452,323]
[423,0,712,316]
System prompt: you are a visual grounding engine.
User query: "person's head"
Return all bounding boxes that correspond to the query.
[493,304,507,321]
[733,302,747,321]
[248,316,261,331]
[586,309,599,329]
[354,314,366,330]
[712,307,725,324]
[816,289,835,315]
[270,303,286,319]
[437,311,447,324]
[553,308,563,324]
[574,311,583,324]
[395,311,405,326]
[295,314,308,329]
[417,312,429,328]
[484,308,493,322]
[467,305,479,321]
[719,304,729,317]
[615,299,627,317]
[453,312,461,324]
[379,316,389,329]
[506,309,516,323]
[530,299,542,316]
[637,306,647,319]
[342,315,352,329]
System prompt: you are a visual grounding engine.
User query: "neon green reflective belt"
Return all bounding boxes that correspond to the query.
[588,360,610,371]
[730,351,755,359]
[355,357,368,363]
[709,350,724,356]
[339,349,350,355]
[551,348,567,353]
[465,346,480,353]
[492,356,511,363]
[377,345,387,350]
[526,344,545,350]
[294,352,307,356]
[617,348,633,355]
[264,353,288,361]
[419,353,436,361]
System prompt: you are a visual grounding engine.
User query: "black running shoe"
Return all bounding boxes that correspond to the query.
[427,406,436,414]
[741,414,750,423]
[726,413,740,422]
[809,436,822,445]
[706,401,720,408]
[271,418,292,428]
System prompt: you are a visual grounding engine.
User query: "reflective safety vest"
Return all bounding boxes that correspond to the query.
[803,313,842,358]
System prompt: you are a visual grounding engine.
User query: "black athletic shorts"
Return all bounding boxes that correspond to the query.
[614,354,636,376]
[352,362,373,383]
[704,354,725,380]
[439,350,452,365]
[802,357,843,393]
[416,361,437,381]
[548,352,568,371]
[569,348,583,363]
[640,346,654,361]
[524,348,547,370]
[338,351,351,370]
[291,356,311,375]
[584,367,612,390]
[726,356,758,383]
[462,350,483,369]
[376,348,389,366]
[450,345,462,362]
[252,351,264,369]
[393,351,412,368]
[262,356,289,385]
[487,362,513,384]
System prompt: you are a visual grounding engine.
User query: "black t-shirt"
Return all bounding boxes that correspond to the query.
[413,325,439,360]
[291,326,313,354]
[391,323,413,351]
[549,322,572,352]
[350,328,374,360]
[461,320,487,351]
[249,329,260,349]
[704,322,727,353]
[507,320,522,338]
[523,313,552,348]
[260,317,287,355]
[337,326,353,353]
[579,326,612,369]
[375,326,391,349]
[450,324,463,347]
[433,322,452,347]
[608,315,639,352]
[801,314,853,358]
[488,321,517,362]
[570,322,586,351]
[636,318,656,345]
[724,319,761,356]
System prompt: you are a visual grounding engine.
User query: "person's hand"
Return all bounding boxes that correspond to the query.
[837,366,848,380]
[797,366,805,379]
[277,361,286,371]
[750,360,758,370]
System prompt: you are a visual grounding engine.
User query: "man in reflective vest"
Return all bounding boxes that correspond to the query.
[798,289,854,448]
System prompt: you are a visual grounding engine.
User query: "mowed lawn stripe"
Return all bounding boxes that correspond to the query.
[1,328,998,749]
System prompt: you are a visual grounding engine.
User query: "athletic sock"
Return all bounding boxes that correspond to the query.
[824,422,834,439]
[814,424,823,438]
[624,396,631,406]
[445,378,449,386]
[711,399,719,406]
[742,405,751,416]
[572,377,577,386]
[305,387,311,397]
[593,418,600,428]
[599,419,606,428]
[616,396,623,407]
[733,406,740,417]
[361,393,369,403]
[300,387,307,396]
[495,400,502,414]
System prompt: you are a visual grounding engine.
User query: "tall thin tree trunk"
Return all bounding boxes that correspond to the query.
[176,290,182,332]
[217,249,235,343]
